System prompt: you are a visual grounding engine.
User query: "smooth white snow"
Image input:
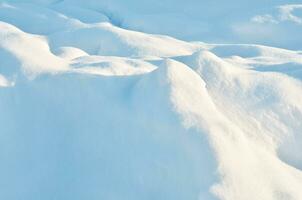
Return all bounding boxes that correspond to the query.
[1,1,302,200]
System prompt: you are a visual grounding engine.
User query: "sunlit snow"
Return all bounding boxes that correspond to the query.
[1,0,302,200]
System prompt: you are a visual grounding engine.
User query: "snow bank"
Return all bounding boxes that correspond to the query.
[1,1,302,200]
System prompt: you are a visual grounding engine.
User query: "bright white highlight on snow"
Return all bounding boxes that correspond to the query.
[252,4,302,24]
[279,4,302,24]
[0,1,302,200]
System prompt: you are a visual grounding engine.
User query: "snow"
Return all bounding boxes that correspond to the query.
[0,73,12,86]
[1,0,302,200]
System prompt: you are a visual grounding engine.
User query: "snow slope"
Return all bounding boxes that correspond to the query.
[1,1,302,200]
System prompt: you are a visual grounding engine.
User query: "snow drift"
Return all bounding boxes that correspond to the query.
[1,1,302,200]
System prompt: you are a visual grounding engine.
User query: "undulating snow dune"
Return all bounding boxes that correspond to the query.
[1,1,302,200]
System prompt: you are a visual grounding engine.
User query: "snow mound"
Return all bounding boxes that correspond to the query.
[48,22,199,57]
[70,56,156,76]
[1,1,302,200]
[0,22,68,77]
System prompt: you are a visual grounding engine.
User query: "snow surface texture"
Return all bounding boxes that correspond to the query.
[1,1,302,200]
